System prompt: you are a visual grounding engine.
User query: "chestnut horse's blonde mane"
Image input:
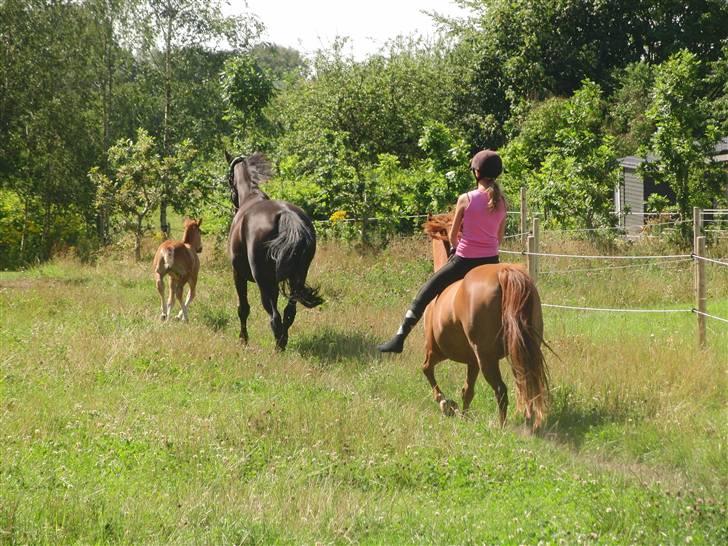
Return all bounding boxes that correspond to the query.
[423,213,454,241]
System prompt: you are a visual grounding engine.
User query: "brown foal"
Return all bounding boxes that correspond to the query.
[422,214,550,429]
[153,218,203,322]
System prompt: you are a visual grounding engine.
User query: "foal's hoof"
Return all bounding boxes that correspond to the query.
[439,399,459,417]
[160,314,167,322]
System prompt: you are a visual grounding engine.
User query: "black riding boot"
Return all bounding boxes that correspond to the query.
[377,310,420,353]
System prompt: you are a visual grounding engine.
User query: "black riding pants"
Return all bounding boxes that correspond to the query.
[409,254,499,317]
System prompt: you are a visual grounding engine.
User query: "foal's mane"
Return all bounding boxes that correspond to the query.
[423,213,454,241]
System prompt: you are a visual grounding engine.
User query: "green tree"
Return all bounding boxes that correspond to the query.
[639,50,727,238]
[92,128,197,260]
[503,80,620,229]
[138,0,263,234]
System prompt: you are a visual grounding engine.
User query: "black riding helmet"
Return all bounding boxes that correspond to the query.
[470,149,502,179]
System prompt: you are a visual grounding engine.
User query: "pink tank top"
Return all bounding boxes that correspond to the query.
[455,189,506,258]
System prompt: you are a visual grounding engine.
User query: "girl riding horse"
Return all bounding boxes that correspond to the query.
[378,149,507,353]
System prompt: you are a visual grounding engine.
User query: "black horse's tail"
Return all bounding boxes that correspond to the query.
[267,210,324,308]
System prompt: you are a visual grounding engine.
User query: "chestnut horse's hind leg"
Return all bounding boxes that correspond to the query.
[233,270,250,344]
[461,361,480,413]
[479,355,508,427]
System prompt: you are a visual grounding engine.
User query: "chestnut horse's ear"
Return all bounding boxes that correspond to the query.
[197,218,203,227]
[224,150,233,165]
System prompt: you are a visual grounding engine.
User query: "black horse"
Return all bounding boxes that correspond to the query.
[226,151,323,350]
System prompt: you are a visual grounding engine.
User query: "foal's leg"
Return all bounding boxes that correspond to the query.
[166,278,176,321]
[156,273,167,321]
[177,276,196,321]
[479,356,508,427]
[175,281,187,322]
[233,270,250,344]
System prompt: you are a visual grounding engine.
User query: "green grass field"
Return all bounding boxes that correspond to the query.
[1,234,726,544]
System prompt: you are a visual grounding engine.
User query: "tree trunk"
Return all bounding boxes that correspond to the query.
[135,215,143,261]
[159,16,173,238]
[20,195,29,262]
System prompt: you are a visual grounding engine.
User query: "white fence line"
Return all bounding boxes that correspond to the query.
[540,258,693,275]
[692,309,728,324]
[692,254,728,267]
[501,249,692,260]
[542,303,692,313]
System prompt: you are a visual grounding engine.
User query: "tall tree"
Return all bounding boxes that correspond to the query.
[139,0,263,235]
[640,50,727,237]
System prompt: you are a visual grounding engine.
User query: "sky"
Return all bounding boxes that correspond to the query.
[229,0,470,59]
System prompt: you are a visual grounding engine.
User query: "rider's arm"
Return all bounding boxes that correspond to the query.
[449,194,468,249]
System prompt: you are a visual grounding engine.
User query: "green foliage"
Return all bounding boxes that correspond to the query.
[503,81,620,229]
[92,129,199,260]
[645,193,672,213]
[607,62,656,155]
[640,50,728,236]
[221,54,275,129]
[1,240,726,542]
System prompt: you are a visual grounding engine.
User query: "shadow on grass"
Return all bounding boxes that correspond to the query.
[291,328,377,366]
[541,403,619,449]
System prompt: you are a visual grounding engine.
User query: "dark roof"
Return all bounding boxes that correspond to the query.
[619,137,728,168]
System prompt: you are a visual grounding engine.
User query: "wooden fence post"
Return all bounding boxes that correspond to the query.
[532,216,540,282]
[520,187,528,249]
[527,235,536,281]
[695,235,707,348]
[693,207,703,244]
[693,207,702,293]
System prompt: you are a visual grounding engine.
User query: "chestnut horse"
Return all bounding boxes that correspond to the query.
[422,214,549,429]
[153,218,202,322]
[226,151,323,350]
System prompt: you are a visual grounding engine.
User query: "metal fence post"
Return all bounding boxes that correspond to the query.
[520,187,528,250]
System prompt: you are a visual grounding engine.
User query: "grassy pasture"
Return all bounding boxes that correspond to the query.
[1,233,726,544]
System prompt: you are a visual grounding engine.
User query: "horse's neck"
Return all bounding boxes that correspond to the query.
[236,185,268,206]
[432,239,449,271]
[181,229,195,246]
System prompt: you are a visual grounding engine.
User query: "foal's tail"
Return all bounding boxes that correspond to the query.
[498,266,549,429]
[268,209,324,309]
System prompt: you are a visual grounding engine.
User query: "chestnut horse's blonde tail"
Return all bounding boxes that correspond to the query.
[498,266,549,429]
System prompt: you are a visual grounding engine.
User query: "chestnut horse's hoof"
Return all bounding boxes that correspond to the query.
[439,399,459,417]
[160,314,167,322]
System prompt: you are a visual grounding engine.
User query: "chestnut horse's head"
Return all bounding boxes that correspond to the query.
[182,218,203,254]
[423,213,455,270]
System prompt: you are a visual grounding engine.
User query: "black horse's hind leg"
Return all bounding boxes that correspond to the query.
[283,298,297,330]
[233,270,250,344]
[258,280,286,351]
